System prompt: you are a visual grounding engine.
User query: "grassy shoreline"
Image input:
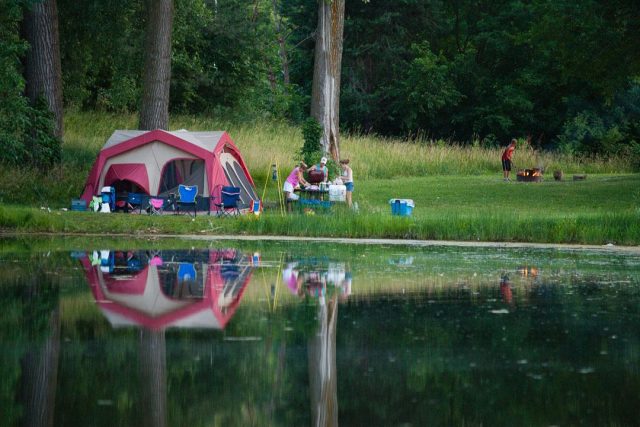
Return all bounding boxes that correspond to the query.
[0,177,637,246]
[0,112,637,245]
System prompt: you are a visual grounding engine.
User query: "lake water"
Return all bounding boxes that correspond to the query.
[1,238,639,426]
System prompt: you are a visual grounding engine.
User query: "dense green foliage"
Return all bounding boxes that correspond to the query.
[336,0,640,152]
[0,0,61,168]
[2,0,638,167]
[58,0,292,119]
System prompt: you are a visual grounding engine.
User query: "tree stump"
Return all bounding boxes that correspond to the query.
[553,170,563,181]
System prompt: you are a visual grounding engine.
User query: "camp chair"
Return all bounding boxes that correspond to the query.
[214,186,241,217]
[100,193,111,213]
[101,186,116,211]
[148,198,164,215]
[126,192,144,213]
[126,254,143,272]
[99,250,114,273]
[176,184,198,217]
[176,262,202,297]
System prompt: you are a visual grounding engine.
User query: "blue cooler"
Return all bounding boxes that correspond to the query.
[389,199,414,216]
[71,199,87,211]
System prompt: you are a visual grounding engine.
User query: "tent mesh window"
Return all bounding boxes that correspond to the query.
[158,159,205,196]
[220,152,258,209]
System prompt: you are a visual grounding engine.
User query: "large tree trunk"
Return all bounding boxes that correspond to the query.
[23,0,64,139]
[310,0,345,161]
[139,0,174,131]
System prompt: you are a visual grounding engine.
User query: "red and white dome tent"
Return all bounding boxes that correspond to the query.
[80,129,259,212]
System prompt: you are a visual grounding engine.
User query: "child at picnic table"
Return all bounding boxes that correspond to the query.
[339,159,354,208]
[283,161,309,202]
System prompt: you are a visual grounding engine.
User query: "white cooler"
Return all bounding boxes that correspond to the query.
[328,184,346,202]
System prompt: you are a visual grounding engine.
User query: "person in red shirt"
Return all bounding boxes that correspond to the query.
[501,139,517,181]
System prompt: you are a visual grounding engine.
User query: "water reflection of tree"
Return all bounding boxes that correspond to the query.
[21,302,61,427]
[287,257,349,427]
[0,266,61,427]
[138,329,167,427]
[308,294,338,427]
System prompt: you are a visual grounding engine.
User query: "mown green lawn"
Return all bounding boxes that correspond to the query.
[1,173,638,245]
[355,174,638,217]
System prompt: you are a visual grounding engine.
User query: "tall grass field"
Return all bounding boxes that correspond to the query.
[0,111,637,245]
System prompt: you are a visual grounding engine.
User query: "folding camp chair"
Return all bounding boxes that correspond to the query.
[101,186,116,211]
[126,192,144,213]
[99,193,112,213]
[214,186,241,217]
[176,262,202,297]
[148,198,165,215]
[176,184,198,217]
[178,262,196,283]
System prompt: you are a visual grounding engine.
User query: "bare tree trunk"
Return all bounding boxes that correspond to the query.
[139,329,167,427]
[310,0,344,161]
[139,0,174,131]
[23,0,64,139]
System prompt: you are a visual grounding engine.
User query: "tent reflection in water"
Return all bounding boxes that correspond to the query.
[80,249,253,330]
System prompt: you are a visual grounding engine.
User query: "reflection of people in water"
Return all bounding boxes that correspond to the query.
[283,262,304,296]
[500,274,513,305]
[283,260,352,299]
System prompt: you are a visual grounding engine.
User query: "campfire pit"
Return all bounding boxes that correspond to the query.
[516,168,543,182]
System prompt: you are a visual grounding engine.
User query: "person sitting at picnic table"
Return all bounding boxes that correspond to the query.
[307,156,329,183]
[283,161,309,202]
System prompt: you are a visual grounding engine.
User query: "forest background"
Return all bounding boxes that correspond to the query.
[1,0,639,170]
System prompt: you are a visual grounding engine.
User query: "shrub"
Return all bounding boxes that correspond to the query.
[300,117,323,166]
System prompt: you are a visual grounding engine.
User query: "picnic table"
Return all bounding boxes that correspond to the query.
[295,187,329,201]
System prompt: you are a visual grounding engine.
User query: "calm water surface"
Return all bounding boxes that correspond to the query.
[1,239,639,426]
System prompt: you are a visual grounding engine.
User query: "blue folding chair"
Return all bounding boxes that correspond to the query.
[214,186,241,217]
[178,262,197,283]
[177,184,198,217]
[176,262,201,297]
[126,192,144,213]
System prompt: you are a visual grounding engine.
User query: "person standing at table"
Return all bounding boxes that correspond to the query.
[283,161,309,202]
[308,156,329,183]
[501,139,516,181]
[339,159,354,208]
